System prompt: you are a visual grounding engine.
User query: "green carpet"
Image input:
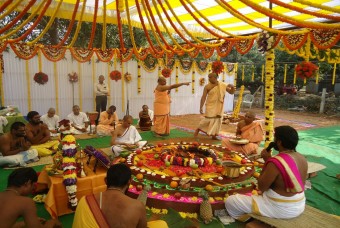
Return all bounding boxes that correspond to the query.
[1,126,339,227]
[77,129,193,149]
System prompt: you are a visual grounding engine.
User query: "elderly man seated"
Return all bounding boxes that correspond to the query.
[96,105,119,136]
[110,115,147,157]
[25,111,59,157]
[67,105,90,135]
[222,111,264,156]
[138,104,154,131]
[0,122,39,167]
[40,108,59,137]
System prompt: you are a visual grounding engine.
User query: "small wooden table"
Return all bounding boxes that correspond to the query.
[37,160,107,218]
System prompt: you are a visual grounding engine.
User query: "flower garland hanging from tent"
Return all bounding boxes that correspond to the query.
[161,68,172,78]
[295,62,318,79]
[68,72,78,83]
[34,72,48,85]
[124,72,132,82]
[211,60,224,74]
[110,70,122,81]
[257,31,276,54]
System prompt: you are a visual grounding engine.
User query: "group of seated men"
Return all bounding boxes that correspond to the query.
[0,103,154,167]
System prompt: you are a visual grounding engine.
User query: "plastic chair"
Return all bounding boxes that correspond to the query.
[242,94,255,109]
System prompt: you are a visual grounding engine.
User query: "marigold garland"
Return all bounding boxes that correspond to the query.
[161,68,172,78]
[62,135,78,210]
[137,63,141,93]
[67,0,87,47]
[135,0,164,56]
[257,31,276,54]
[233,85,244,119]
[68,72,78,83]
[8,0,52,43]
[110,70,122,81]
[34,72,48,85]
[295,62,318,79]
[199,77,206,86]
[264,49,275,148]
[124,72,132,82]
[211,60,224,74]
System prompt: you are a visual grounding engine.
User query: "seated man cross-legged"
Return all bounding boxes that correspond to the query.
[222,111,264,156]
[67,105,90,135]
[96,105,118,136]
[73,163,167,228]
[25,111,59,157]
[138,105,154,131]
[0,122,38,167]
[225,126,308,221]
[110,115,147,157]
[40,108,60,137]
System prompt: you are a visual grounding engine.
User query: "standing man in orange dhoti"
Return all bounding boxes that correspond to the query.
[222,111,264,155]
[194,73,235,140]
[153,77,190,136]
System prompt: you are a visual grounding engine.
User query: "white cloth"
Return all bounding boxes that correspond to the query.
[40,114,60,130]
[94,82,109,96]
[0,116,8,134]
[225,189,305,220]
[67,112,89,135]
[0,149,39,167]
[111,126,147,156]
[40,114,60,136]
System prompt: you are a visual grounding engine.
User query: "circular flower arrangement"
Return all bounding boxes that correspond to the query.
[211,61,224,75]
[257,31,275,54]
[295,62,318,79]
[34,72,48,85]
[161,68,172,78]
[124,72,132,82]
[68,72,78,83]
[61,135,78,210]
[199,77,206,86]
[110,70,122,81]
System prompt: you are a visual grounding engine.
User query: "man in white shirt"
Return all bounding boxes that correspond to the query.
[94,75,109,124]
[40,108,59,137]
[67,105,89,134]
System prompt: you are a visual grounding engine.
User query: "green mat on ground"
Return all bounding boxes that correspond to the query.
[77,129,193,149]
[1,126,339,227]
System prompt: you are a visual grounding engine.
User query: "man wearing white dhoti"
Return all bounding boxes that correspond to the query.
[225,126,308,221]
[110,115,147,157]
[67,105,90,135]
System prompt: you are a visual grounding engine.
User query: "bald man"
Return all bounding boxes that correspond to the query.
[40,108,60,137]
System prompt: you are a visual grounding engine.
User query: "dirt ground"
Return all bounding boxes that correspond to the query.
[169,107,340,137]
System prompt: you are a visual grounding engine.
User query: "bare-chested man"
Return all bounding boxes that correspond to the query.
[194,73,235,140]
[0,167,60,228]
[110,115,147,157]
[0,122,38,167]
[73,164,167,228]
[25,111,59,157]
[226,126,308,221]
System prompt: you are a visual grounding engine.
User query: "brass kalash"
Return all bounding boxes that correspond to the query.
[86,112,99,135]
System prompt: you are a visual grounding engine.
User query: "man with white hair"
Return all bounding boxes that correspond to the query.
[40,108,59,137]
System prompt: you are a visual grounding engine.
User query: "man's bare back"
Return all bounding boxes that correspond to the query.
[0,192,41,228]
[95,191,147,228]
